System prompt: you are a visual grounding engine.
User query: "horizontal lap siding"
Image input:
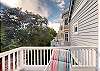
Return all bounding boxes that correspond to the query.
[72,0,83,15]
[70,0,98,46]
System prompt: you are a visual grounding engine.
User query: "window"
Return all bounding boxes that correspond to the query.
[65,33,68,37]
[65,19,68,25]
[74,25,78,32]
[73,22,78,34]
[65,32,69,41]
[65,37,68,41]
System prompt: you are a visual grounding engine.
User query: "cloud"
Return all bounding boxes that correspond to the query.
[48,14,62,33]
[1,0,18,7]
[57,0,65,8]
[1,0,51,18]
[48,21,60,33]
[19,0,51,18]
[52,0,65,9]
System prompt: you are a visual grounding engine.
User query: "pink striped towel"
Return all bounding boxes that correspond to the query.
[50,60,58,71]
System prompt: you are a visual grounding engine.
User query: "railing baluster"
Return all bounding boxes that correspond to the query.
[20,49,24,67]
[77,48,79,70]
[47,49,48,65]
[44,49,45,65]
[85,49,86,66]
[74,50,76,65]
[86,49,88,66]
[40,50,42,65]
[91,49,92,66]
[76,48,80,71]
[94,49,96,66]
[18,51,20,66]
[50,49,51,60]
[88,49,91,66]
[83,49,84,66]
[79,49,81,65]
[85,49,87,66]
[71,49,73,67]
[95,49,97,66]
[2,57,5,71]
[81,49,83,65]
[88,49,89,66]
[34,49,36,65]
[13,53,15,71]
[25,49,26,65]
[28,49,29,65]
[31,50,32,65]
[17,51,19,70]
[8,54,10,71]
[83,49,85,66]
[37,49,39,65]
[92,49,95,66]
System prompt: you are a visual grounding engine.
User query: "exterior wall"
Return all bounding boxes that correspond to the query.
[72,0,83,15]
[69,0,98,46]
[62,11,70,46]
[57,27,64,40]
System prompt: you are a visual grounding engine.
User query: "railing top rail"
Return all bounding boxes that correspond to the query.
[0,47,20,58]
[0,46,97,58]
[20,46,97,50]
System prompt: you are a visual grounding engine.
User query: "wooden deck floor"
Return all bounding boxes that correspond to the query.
[20,65,96,71]
[20,65,49,71]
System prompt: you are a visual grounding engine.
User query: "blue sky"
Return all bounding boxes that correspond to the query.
[42,0,70,22]
[1,0,70,32]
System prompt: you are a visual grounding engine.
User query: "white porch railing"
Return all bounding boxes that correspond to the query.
[0,46,97,71]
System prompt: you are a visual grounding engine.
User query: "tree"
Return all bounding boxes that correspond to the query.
[0,8,57,52]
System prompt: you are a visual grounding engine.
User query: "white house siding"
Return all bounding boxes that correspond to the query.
[69,0,98,46]
[72,0,83,15]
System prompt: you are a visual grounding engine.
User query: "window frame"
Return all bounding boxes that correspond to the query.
[73,22,78,34]
[65,32,69,42]
[65,19,68,25]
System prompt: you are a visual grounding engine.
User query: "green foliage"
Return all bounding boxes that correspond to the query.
[0,8,57,52]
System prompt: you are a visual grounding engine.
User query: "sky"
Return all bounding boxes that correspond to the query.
[0,0,70,32]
